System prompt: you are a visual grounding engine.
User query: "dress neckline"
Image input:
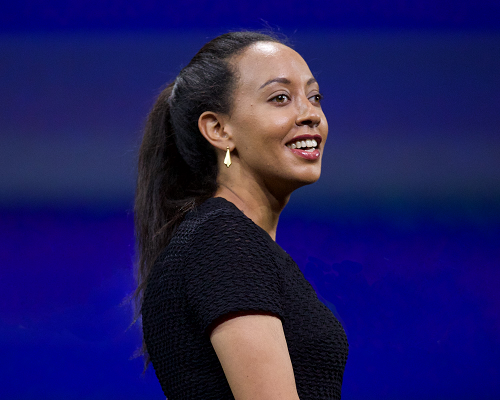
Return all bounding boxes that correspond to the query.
[199,197,276,243]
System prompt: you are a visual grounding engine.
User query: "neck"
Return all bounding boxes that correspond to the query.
[214,178,290,241]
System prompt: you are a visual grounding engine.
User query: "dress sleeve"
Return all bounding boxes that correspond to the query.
[184,208,284,334]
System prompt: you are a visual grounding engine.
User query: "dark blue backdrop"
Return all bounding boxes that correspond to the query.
[1,1,499,399]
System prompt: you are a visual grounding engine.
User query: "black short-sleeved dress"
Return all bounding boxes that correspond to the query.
[142,197,349,399]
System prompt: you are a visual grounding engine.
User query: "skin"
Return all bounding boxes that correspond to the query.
[198,42,328,400]
[199,41,328,240]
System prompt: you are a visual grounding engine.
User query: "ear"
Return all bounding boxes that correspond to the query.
[198,111,232,151]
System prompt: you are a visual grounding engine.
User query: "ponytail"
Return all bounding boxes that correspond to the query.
[133,81,216,325]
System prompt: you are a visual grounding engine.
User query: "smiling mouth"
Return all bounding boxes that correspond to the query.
[285,135,322,152]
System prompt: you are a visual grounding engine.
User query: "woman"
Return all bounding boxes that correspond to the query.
[134,31,349,399]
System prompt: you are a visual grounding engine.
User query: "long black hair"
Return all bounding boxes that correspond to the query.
[133,31,284,361]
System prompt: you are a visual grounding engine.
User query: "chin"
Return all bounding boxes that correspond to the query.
[265,165,322,198]
[296,166,322,185]
[287,170,322,192]
[298,175,321,187]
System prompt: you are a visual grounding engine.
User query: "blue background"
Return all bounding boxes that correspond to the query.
[1,1,499,398]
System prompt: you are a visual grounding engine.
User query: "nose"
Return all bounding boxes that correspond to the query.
[295,96,321,127]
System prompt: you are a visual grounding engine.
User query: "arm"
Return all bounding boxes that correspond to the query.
[210,312,300,400]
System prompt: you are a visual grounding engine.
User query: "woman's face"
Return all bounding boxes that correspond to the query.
[224,42,328,196]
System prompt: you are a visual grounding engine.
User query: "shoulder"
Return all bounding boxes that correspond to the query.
[187,197,260,230]
[182,199,286,332]
[183,197,274,251]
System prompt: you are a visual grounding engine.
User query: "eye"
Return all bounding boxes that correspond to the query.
[271,94,290,104]
[310,93,323,104]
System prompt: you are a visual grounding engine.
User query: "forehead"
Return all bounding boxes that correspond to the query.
[232,42,314,89]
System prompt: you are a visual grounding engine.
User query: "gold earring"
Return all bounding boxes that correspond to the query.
[224,147,232,168]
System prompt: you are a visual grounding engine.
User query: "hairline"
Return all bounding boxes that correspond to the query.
[223,40,285,117]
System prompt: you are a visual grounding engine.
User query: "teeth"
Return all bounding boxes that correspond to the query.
[286,138,320,150]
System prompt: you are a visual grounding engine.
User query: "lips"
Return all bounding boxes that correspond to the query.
[285,134,322,150]
[285,134,322,160]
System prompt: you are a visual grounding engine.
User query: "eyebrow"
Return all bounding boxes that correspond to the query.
[259,77,317,90]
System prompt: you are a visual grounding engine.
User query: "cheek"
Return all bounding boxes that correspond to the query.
[271,113,294,129]
[231,106,296,152]
[243,118,287,144]
[257,117,295,145]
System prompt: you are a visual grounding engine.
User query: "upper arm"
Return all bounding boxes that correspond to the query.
[210,312,300,400]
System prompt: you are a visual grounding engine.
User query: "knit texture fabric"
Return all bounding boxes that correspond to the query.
[142,197,349,399]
